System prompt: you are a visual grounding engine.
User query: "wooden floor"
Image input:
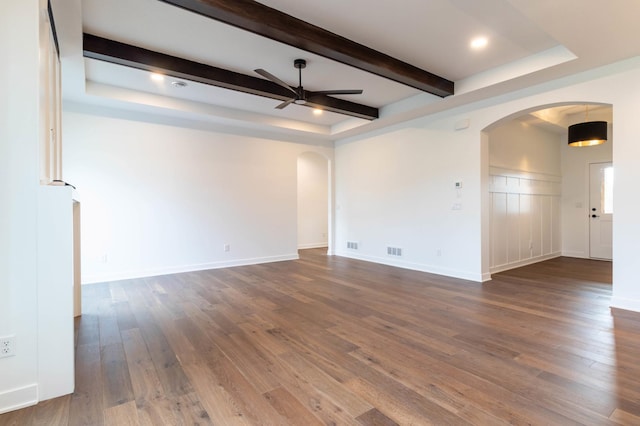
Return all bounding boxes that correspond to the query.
[2,250,639,425]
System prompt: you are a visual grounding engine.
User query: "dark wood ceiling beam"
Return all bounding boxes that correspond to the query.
[83,33,378,120]
[158,0,454,97]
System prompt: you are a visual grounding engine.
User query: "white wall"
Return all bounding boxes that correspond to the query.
[489,120,561,175]
[297,152,329,249]
[0,0,45,413]
[335,126,483,281]
[63,108,332,283]
[561,126,613,258]
[488,120,561,272]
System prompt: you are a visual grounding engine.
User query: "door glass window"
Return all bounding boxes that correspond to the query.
[603,166,613,214]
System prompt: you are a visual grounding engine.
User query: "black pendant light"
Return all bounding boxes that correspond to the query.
[568,105,607,147]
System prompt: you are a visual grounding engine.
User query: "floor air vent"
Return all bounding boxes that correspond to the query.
[347,241,359,250]
[387,246,402,256]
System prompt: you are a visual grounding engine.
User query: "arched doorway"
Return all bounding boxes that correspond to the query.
[483,102,613,276]
[297,152,330,252]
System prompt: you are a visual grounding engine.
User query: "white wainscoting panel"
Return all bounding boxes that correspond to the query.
[489,168,561,273]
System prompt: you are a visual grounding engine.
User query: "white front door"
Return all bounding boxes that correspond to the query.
[589,162,613,260]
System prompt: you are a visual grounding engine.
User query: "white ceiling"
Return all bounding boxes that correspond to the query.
[516,104,613,135]
[51,0,640,141]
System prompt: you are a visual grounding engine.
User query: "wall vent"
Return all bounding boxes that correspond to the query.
[347,241,359,250]
[387,246,403,257]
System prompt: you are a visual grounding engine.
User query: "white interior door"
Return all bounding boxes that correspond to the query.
[589,162,613,260]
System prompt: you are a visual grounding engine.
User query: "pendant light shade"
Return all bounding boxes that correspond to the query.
[568,120,607,147]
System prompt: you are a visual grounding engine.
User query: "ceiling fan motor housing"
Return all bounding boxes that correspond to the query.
[255,58,361,110]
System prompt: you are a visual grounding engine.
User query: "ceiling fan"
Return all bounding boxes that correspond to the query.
[255,59,363,110]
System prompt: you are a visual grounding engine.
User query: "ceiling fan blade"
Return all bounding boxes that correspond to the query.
[255,69,297,95]
[275,98,295,109]
[312,89,363,95]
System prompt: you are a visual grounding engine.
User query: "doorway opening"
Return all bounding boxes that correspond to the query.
[296,152,330,252]
[484,103,613,276]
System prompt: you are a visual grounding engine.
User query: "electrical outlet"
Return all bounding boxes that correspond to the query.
[224,244,230,252]
[0,336,15,358]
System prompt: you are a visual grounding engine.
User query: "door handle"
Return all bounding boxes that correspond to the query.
[591,214,600,218]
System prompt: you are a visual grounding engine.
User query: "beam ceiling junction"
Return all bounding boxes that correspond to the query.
[158,0,455,97]
[83,33,379,120]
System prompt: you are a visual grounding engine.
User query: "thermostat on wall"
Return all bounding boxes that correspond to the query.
[455,181,462,189]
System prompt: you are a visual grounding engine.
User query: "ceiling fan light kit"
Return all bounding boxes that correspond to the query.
[255,59,363,111]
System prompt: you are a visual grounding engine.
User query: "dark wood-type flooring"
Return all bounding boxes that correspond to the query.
[2,250,639,425]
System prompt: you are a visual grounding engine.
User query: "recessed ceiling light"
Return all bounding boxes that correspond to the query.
[470,37,488,50]
[171,81,187,88]
[313,108,323,116]
[150,73,165,81]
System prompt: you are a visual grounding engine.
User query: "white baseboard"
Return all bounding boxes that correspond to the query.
[82,253,300,284]
[490,252,561,274]
[297,243,328,249]
[610,296,640,313]
[0,384,38,415]
[562,250,588,258]
[334,250,484,282]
